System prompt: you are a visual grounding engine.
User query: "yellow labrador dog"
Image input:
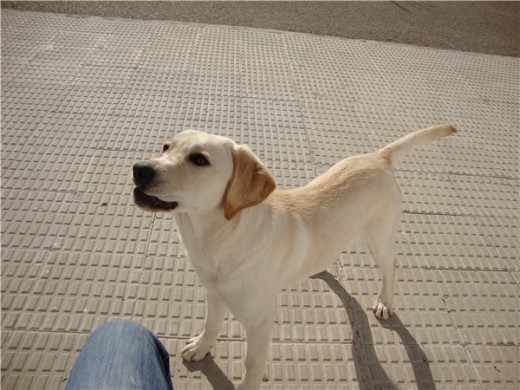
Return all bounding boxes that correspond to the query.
[133,124,456,389]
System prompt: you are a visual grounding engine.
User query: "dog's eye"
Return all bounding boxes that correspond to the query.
[189,153,210,166]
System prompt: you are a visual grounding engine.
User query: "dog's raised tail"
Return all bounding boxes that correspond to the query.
[378,124,457,167]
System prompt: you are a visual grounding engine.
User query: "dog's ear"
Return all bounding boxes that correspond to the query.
[223,145,276,220]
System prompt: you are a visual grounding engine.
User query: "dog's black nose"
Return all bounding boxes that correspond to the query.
[133,162,156,186]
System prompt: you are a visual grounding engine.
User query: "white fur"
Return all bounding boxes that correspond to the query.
[133,125,456,389]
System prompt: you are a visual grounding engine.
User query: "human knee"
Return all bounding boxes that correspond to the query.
[94,319,151,339]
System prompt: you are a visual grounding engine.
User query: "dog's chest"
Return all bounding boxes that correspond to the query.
[175,216,232,282]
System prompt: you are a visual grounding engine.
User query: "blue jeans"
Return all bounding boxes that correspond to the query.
[65,319,173,390]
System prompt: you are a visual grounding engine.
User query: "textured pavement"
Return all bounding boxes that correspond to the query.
[1,9,519,390]
[3,1,519,57]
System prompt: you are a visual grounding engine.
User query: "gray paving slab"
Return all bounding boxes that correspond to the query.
[1,9,519,390]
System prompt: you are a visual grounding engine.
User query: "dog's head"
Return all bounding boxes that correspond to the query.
[132,130,276,220]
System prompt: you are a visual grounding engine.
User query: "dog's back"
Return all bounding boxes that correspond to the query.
[266,124,457,282]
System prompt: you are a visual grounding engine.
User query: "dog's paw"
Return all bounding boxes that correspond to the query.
[181,334,212,361]
[237,380,261,390]
[372,300,393,320]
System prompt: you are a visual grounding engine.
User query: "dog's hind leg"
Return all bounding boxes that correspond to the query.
[181,289,227,361]
[366,212,400,320]
[370,241,397,320]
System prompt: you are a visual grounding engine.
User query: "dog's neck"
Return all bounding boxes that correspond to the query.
[175,205,269,242]
[174,208,228,239]
[173,204,272,267]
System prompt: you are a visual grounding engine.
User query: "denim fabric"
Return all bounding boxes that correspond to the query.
[65,319,173,390]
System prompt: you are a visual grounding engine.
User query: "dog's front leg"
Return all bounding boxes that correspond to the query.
[237,315,274,390]
[182,289,227,361]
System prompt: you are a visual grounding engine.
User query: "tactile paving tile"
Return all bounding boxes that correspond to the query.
[275,278,352,344]
[397,213,509,271]
[2,9,518,390]
[465,345,519,389]
[1,330,86,390]
[2,189,153,255]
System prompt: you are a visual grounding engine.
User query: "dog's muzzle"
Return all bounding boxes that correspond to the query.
[133,162,156,188]
[132,162,178,211]
[133,187,178,211]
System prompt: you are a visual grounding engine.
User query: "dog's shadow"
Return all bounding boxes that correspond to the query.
[312,270,436,390]
[184,270,435,390]
[183,355,235,390]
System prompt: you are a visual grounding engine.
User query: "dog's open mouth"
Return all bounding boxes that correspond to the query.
[133,187,178,211]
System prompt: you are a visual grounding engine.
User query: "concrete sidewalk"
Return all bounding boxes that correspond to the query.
[3,1,519,57]
[1,9,518,390]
